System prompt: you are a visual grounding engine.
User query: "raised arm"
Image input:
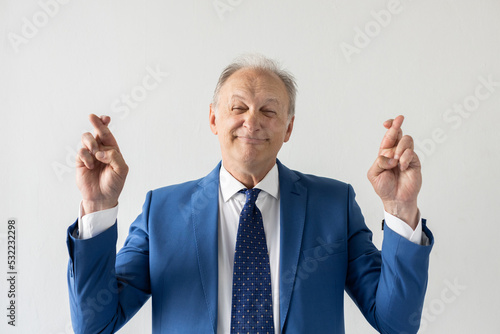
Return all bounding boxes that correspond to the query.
[68,115,150,334]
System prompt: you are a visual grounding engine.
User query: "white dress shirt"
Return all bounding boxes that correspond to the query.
[217,163,281,333]
[77,163,427,334]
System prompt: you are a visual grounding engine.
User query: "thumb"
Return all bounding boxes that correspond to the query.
[368,155,398,179]
[95,149,128,176]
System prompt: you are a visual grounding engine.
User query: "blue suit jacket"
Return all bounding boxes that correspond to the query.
[67,160,433,333]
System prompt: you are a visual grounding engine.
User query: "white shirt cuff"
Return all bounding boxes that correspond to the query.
[383,211,429,246]
[77,201,119,240]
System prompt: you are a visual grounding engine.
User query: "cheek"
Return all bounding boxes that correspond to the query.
[272,122,290,138]
[224,119,244,134]
[218,122,238,142]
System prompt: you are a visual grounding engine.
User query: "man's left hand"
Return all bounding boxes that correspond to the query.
[367,115,421,229]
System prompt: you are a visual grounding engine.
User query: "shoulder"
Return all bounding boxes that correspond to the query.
[293,169,349,190]
[279,161,352,196]
[149,178,204,202]
[294,169,354,201]
[147,163,221,203]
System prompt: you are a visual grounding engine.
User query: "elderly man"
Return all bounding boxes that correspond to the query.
[67,55,433,334]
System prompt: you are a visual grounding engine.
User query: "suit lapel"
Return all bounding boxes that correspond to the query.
[191,163,221,334]
[277,160,307,331]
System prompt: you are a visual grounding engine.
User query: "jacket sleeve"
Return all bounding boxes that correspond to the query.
[67,191,154,334]
[344,184,434,334]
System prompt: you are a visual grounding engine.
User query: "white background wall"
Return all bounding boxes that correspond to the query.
[1,0,499,333]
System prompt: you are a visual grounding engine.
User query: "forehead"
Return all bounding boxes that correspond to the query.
[220,68,288,103]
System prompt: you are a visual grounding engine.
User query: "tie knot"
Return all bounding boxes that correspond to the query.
[239,188,261,205]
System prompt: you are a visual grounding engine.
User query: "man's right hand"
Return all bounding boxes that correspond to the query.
[76,114,128,215]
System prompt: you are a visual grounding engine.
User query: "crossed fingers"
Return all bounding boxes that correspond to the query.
[379,115,416,171]
[77,114,121,170]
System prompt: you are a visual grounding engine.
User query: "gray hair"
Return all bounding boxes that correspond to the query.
[212,54,297,119]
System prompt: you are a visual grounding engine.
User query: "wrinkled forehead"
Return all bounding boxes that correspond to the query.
[220,68,289,106]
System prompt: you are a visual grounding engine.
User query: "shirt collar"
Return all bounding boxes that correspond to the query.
[219,162,280,202]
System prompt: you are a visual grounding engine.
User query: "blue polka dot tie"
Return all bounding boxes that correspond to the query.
[230,188,274,334]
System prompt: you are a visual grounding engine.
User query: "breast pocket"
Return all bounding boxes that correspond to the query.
[302,239,346,262]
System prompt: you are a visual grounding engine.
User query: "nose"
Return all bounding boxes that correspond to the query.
[243,109,261,133]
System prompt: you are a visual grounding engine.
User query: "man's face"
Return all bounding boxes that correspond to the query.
[209,68,294,175]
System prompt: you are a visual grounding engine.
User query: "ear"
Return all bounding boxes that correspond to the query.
[209,103,218,135]
[283,116,295,143]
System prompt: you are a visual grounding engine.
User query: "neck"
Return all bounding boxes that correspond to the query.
[223,160,275,189]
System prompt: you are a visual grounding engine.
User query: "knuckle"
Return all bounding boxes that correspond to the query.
[78,147,89,156]
[81,132,93,141]
[81,132,97,148]
[109,148,118,157]
[108,148,123,161]
[402,135,413,143]
[401,150,414,162]
[404,148,414,156]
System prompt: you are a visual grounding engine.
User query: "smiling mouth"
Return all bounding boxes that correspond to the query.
[236,136,268,144]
